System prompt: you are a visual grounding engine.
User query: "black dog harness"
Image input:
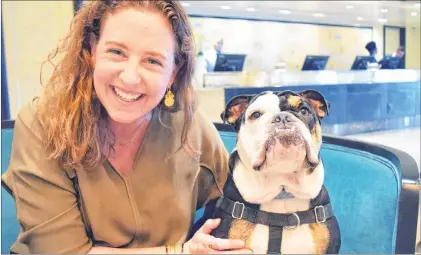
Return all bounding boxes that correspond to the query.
[211,169,335,254]
[214,196,334,254]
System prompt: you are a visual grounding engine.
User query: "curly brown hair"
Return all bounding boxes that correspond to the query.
[38,0,197,171]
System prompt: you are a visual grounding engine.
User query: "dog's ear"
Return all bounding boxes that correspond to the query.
[298,90,330,119]
[274,90,299,98]
[220,95,254,126]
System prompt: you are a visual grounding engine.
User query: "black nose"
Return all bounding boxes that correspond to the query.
[272,113,292,124]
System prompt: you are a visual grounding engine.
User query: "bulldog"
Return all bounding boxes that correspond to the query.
[211,90,341,254]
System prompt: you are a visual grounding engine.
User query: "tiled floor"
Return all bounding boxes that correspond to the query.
[346,128,420,252]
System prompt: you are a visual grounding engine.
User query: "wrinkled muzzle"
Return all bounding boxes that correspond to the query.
[251,115,319,171]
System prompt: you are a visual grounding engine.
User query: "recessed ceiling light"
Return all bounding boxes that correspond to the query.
[181,2,190,7]
[279,9,291,14]
[411,12,418,16]
[220,5,232,10]
[357,16,364,21]
[246,7,256,12]
[378,18,388,23]
[415,3,421,8]
[313,13,325,17]
[381,8,388,13]
[346,5,354,9]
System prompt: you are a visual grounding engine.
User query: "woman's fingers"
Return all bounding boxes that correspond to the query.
[196,232,245,251]
[189,241,252,254]
[197,218,221,234]
[217,248,254,254]
[188,218,253,254]
[208,237,246,251]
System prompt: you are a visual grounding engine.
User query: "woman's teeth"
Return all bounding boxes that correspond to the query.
[113,87,142,102]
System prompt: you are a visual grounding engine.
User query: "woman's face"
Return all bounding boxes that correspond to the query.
[91,8,177,124]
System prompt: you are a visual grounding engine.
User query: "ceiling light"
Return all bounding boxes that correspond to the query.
[346,5,354,9]
[246,7,256,12]
[313,13,325,17]
[279,9,291,14]
[381,8,388,13]
[181,2,190,7]
[357,16,364,21]
[411,12,418,16]
[378,18,387,23]
[220,5,232,10]
[415,3,421,8]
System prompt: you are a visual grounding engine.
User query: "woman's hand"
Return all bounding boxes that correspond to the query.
[183,218,253,254]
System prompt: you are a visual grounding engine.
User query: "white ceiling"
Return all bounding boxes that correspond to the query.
[181,1,421,27]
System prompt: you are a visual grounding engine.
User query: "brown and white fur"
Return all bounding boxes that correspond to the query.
[211,90,340,254]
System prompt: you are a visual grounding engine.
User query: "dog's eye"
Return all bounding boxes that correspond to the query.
[250,111,262,120]
[300,107,310,115]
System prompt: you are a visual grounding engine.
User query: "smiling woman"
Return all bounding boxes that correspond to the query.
[1,1,250,254]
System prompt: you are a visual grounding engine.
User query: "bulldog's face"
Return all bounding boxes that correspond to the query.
[221,90,330,175]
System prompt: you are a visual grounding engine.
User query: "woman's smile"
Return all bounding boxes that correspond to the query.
[111,85,144,103]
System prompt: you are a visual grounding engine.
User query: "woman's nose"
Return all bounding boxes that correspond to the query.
[119,59,141,87]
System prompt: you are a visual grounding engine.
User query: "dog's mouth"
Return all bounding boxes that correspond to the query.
[252,124,317,171]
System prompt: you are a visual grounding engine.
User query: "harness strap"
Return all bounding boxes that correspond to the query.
[216,196,333,228]
[268,226,283,254]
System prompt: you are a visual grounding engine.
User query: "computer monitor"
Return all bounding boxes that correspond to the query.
[301,55,329,71]
[379,56,402,69]
[350,56,377,70]
[214,54,246,72]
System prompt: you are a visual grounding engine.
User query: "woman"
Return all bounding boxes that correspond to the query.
[1,1,250,254]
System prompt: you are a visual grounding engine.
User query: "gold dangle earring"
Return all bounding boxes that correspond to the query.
[164,88,175,107]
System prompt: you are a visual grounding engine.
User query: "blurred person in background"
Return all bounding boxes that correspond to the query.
[204,38,224,72]
[392,45,405,69]
[365,41,378,61]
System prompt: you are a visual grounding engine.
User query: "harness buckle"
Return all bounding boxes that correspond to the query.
[314,205,327,223]
[285,212,300,229]
[232,201,245,219]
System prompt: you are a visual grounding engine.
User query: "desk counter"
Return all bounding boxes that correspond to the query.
[196,69,420,135]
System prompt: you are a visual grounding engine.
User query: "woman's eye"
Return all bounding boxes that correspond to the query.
[109,49,124,56]
[147,58,162,66]
[250,111,261,120]
[300,107,310,115]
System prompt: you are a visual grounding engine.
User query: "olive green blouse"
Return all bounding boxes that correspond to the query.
[1,99,229,254]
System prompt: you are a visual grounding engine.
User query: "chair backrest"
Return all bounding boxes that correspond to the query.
[1,121,20,254]
[214,124,419,254]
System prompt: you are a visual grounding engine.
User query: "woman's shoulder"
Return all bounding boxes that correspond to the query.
[191,109,221,142]
[14,97,45,140]
[3,97,75,194]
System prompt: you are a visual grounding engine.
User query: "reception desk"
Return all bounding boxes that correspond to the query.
[196,69,420,136]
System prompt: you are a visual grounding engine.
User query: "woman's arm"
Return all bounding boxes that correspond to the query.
[89,219,252,254]
[88,246,167,254]
[1,105,93,253]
